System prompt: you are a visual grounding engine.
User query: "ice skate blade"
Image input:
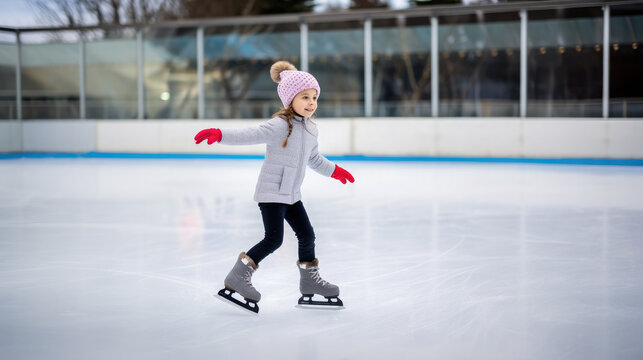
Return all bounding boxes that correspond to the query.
[216,288,259,314]
[295,303,345,310]
[296,295,344,310]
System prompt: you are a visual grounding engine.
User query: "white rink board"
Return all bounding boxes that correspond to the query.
[3,118,643,158]
[0,120,21,152]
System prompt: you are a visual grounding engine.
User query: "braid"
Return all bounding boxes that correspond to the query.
[282,119,293,148]
[272,105,297,148]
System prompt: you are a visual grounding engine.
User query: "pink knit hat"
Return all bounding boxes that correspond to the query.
[270,61,320,108]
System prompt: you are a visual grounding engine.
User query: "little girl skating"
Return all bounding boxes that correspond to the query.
[194,61,354,313]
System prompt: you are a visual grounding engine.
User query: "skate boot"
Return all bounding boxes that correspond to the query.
[296,259,344,309]
[217,252,261,313]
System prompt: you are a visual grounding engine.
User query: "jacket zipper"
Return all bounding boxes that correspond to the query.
[293,118,306,204]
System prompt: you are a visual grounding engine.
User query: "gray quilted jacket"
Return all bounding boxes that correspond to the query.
[219,115,335,205]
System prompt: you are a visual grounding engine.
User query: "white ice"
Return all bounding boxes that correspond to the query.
[1,157,642,360]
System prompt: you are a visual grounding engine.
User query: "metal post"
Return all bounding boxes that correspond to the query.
[300,22,308,72]
[15,31,22,121]
[79,37,86,119]
[431,16,438,118]
[197,26,205,119]
[137,29,145,120]
[520,9,527,118]
[603,5,610,118]
[364,18,373,117]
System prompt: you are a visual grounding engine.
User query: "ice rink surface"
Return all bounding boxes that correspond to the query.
[1,157,642,360]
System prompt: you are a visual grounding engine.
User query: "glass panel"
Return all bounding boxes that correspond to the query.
[372,16,431,117]
[204,23,300,119]
[527,8,603,117]
[0,32,15,43]
[21,33,80,119]
[610,4,643,118]
[439,12,520,117]
[309,20,364,117]
[0,40,17,119]
[144,28,197,119]
[86,38,138,119]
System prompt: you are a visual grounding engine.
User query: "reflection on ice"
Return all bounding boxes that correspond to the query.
[1,158,642,360]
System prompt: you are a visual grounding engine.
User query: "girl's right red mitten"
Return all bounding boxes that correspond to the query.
[194,128,222,145]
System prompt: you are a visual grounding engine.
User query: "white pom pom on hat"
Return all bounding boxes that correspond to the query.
[270,60,320,108]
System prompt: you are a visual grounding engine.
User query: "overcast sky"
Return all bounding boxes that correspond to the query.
[0,0,411,28]
[0,0,39,27]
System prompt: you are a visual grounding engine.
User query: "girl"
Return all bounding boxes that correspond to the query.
[194,61,354,313]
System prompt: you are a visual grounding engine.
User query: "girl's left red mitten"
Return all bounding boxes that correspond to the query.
[194,128,222,145]
[331,164,355,184]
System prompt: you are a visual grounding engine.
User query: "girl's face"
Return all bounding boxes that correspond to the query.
[291,89,318,117]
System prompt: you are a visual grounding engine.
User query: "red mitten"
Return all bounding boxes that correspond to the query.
[331,164,355,184]
[194,128,222,145]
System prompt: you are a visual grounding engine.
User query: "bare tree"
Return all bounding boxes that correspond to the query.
[28,0,178,39]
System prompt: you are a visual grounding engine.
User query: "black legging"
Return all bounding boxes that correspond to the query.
[246,201,316,264]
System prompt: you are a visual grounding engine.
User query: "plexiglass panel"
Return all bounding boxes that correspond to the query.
[372,16,431,117]
[144,28,197,119]
[309,20,364,117]
[610,4,643,118]
[0,41,17,119]
[2,4,641,121]
[439,12,520,117]
[527,8,603,117]
[85,38,138,119]
[204,23,300,119]
[21,39,80,119]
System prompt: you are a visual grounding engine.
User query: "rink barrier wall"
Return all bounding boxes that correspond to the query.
[1,118,643,159]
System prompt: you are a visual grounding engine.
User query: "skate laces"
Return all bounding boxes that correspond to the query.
[309,267,328,286]
[243,267,254,287]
